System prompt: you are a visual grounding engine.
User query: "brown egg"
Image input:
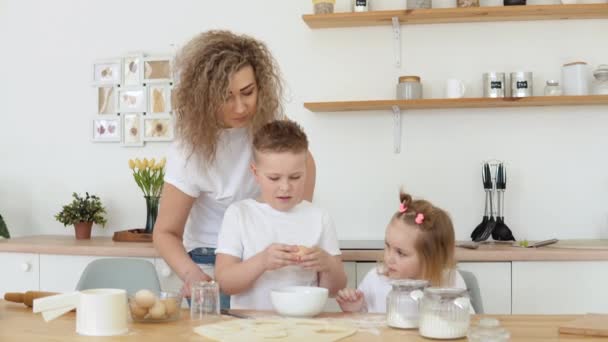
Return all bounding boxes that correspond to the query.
[148,300,167,319]
[162,298,178,317]
[129,301,148,319]
[134,289,157,309]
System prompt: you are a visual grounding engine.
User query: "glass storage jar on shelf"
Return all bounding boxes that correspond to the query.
[386,279,428,329]
[544,80,562,96]
[418,287,471,340]
[592,64,608,95]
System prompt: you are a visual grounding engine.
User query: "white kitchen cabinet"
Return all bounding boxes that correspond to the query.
[39,254,155,293]
[512,261,608,314]
[0,252,39,297]
[324,261,356,312]
[458,262,512,314]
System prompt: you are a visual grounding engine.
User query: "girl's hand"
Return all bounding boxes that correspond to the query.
[262,243,300,271]
[181,268,213,298]
[336,288,365,313]
[298,246,331,272]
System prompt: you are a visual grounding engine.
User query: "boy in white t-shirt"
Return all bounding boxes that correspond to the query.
[215,120,347,310]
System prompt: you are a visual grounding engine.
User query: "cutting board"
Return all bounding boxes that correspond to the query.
[559,314,608,337]
[194,318,357,342]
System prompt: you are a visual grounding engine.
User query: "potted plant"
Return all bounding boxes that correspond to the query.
[128,157,165,233]
[54,192,107,239]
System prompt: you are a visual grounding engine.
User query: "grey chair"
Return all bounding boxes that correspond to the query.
[459,269,484,314]
[75,258,161,296]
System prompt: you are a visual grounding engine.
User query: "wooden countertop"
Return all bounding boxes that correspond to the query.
[0,301,603,341]
[2,235,608,261]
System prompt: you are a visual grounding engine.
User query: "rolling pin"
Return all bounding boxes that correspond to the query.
[4,291,59,307]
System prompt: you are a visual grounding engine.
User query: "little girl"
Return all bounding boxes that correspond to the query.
[336,191,467,313]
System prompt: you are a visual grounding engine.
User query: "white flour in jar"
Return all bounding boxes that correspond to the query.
[419,313,469,339]
[387,311,418,329]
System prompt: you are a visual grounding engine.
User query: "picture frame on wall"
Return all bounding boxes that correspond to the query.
[122,53,144,86]
[147,83,172,114]
[143,56,173,84]
[122,113,144,147]
[92,117,121,142]
[92,59,122,85]
[117,87,147,113]
[97,86,118,115]
[143,114,174,142]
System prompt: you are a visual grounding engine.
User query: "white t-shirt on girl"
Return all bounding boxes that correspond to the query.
[215,199,342,310]
[164,127,260,252]
[358,267,469,313]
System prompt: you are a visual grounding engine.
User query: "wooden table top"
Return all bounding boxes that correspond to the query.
[0,301,601,341]
[3,235,608,261]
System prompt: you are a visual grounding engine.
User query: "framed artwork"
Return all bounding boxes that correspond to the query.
[143,56,172,83]
[97,86,117,115]
[117,87,147,113]
[122,113,144,147]
[147,84,172,114]
[122,53,144,86]
[92,117,121,142]
[143,114,174,142]
[92,59,122,85]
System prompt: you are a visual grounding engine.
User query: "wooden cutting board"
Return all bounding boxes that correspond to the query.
[559,314,608,337]
[194,318,357,342]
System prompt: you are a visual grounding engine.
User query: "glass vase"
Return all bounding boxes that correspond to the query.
[144,196,160,233]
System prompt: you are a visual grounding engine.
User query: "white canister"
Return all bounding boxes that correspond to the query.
[77,289,128,336]
[562,61,590,95]
[352,0,370,12]
[480,0,504,5]
[445,79,466,99]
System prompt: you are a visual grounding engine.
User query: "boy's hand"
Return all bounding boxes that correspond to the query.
[262,243,299,271]
[298,246,331,272]
[181,268,213,298]
[336,288,365,313]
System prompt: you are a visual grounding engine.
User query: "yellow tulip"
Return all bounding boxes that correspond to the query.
[128,159,135,170]
[143,158,149,168]
[135,159,143,169]
[159,157,167,168]
[149,158,156,169]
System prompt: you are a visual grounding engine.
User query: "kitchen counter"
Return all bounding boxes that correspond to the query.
[2,235,608,261]
[0,300,604,341]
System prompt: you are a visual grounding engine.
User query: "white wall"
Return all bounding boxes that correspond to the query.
[1,0,607,241]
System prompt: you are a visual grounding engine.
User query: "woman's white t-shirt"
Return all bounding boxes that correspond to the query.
[358,267,468,313]
[164,128,259,252]
[215,199,342,310]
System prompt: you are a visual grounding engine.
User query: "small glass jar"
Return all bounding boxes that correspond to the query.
[419,288,471,340]
[352,0,370,12]
[458,0,480,7]
[397,76,422,100]
[313,0,335,14]
[544,80,562,96]
[386,279,428,329]
[592,64,608,95]
[407,0,432,8]
[468,318,511,342]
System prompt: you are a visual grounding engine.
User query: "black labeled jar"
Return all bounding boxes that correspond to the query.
[504,0,525,5]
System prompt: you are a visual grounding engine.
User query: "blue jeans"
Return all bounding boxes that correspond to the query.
[188,247,230,309]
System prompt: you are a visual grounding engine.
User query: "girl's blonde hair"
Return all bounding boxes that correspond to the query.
[173,30,284,162]
[391,191,456,286]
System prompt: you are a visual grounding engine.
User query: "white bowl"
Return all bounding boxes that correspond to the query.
[270,286,328,318]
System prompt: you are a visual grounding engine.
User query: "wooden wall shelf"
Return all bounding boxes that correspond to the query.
[304,95,608,112]
[302,4,608,28]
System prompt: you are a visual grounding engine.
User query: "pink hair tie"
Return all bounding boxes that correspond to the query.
[399,203,407,213]
[415,213,425,225]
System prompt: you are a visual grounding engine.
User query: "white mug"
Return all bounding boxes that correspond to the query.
[446,79,466,98]
[432,0,458,7]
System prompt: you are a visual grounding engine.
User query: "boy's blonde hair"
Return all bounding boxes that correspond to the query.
[173,30,284,163]
[252,120,308,158]
[392,191,455,286]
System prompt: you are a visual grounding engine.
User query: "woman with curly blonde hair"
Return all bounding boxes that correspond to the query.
[153,30,316,308]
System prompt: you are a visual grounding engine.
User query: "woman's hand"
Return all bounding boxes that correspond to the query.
[261,243,300,271]
[180,268,213,298]
[336,288,365,313]
[298,246,331,272]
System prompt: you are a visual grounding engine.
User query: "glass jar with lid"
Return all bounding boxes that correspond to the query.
[592,64,608,95]
[544,80,562,96]
[468,318,511,342]
[418,287,471,339]
[386,279,428,329]
[396,76,422,100]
